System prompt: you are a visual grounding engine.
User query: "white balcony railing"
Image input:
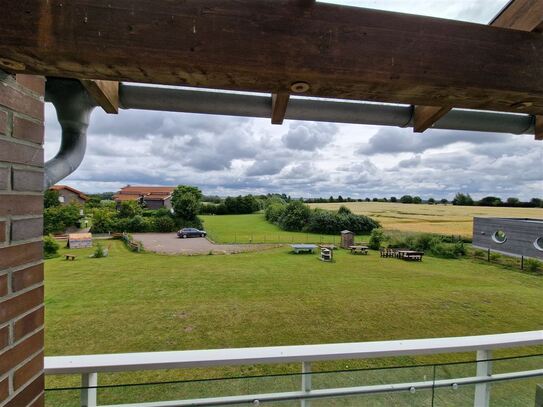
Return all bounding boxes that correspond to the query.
[44,330,543,407]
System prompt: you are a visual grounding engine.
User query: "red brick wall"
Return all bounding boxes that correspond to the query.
[0,72,45,407]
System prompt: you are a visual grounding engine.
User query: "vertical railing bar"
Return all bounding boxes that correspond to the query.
[301,361,312,407]
[81,372,98,407]
[474,349,492,407]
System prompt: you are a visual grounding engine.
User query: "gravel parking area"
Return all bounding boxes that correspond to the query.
[132,233,278,255]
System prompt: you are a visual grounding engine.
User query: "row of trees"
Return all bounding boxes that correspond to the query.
[304,194,543,207]
[200,195,262,215]
[451,193,543,208]
[265,199,380,235]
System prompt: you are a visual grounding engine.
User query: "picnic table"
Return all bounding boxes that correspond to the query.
[65,254,76,261]
[397,250,424,261]
[319,244,337,250]
[349,245,368,255]
[291,244,318,254]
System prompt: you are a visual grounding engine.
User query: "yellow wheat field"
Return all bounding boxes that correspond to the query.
[310,202,543,237]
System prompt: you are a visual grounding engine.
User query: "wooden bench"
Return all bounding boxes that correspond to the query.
[65,254,76,261]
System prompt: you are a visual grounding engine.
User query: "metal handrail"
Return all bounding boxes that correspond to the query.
[45,330,543,374]
[44,330,543,407]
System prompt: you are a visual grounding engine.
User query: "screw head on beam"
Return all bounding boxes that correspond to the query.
[290,82,310,93]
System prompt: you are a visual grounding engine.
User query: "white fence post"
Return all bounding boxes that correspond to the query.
[81,372,98,407]
[474,350,492,407]
[301,361,312,407]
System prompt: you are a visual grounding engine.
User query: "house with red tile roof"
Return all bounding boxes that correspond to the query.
[114,185,174,209]
[50,185,89,206]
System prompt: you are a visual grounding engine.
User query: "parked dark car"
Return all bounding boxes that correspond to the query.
[177,228,207,238]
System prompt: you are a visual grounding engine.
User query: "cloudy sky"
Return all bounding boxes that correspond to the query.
[45,0,543,200]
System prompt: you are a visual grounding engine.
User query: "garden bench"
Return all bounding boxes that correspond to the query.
[65,254,76,261]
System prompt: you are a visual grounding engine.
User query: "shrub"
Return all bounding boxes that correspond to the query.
[368,229,385,250]
[43,235,60,259]
[93,242,106,258]
[337,205,352,215]
[44,203,83,234]
[153,216,177,232]
[118,201,143,218]
[473,249,487,259]
[305,210,340,234]
[278,201,311,231]
[90,208,117,233]
[525,258,542,273]
[265,203,286,223]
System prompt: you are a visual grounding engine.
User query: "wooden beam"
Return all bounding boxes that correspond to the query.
[491,0,543,32]
[413,105,451,133]
[413,0,543,132]
[2,1,543,114]
[536,115,543,140]
[271,93,290,125]
[80,79,119,114]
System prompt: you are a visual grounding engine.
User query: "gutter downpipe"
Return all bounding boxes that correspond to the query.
[119,84,534,135]
[44,78,97,189]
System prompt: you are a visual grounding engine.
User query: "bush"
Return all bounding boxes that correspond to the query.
[153,216,177,232]
[93,242,106,258]
[43,235,60,259]
[277,201,311,231]
[44,203,83,234]
[305,209,340,234]
[265,203,286,223]
[368,229,385,250]
[525,258,542,273]
[90,208,117,233]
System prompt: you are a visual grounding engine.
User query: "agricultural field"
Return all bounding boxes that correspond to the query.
[45,241,543,406]
[200,213,364,244]
[310,202,543,237]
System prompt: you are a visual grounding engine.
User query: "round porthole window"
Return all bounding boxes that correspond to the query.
[534,237,543,252]
[492,230,507,244]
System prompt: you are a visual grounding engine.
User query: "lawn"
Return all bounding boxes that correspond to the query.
[201,213,364,244]
[310,202,543,237]
[45,241,543,406]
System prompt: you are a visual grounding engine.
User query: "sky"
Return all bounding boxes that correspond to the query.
[45,0,543,200]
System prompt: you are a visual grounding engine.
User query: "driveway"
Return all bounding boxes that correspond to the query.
[132,233,278,255]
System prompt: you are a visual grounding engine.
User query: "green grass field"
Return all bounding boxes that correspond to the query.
[201,213,363,244]
[310,202,543,237]
[45,241,543,406]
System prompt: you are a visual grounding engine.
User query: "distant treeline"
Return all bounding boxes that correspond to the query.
[303,193,543,208]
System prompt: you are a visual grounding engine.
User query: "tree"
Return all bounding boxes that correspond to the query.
[452,193,474,206]
[477,196,502,207]
[171,185,203,220]
[118,200,143,218]
[44,189,60,208]
[440,198,449,205]
[427,198,436,204]
[530,198,543,208]
[44,203,82,234]
[390,196,397,202]
[412,196,422,204]
[506,197,520,207]
[400,195,414,204]
[278,200,311,231]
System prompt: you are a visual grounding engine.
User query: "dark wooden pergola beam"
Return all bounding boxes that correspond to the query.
[80,79,119,114]
[271,93,290,125]
[413,0,543,137]
[2,1,543,116]
[536,116,543,140]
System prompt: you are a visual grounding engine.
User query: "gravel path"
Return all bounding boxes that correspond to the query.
[132,233,278,255]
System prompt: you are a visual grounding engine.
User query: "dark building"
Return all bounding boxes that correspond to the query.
[472,218,543,260]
